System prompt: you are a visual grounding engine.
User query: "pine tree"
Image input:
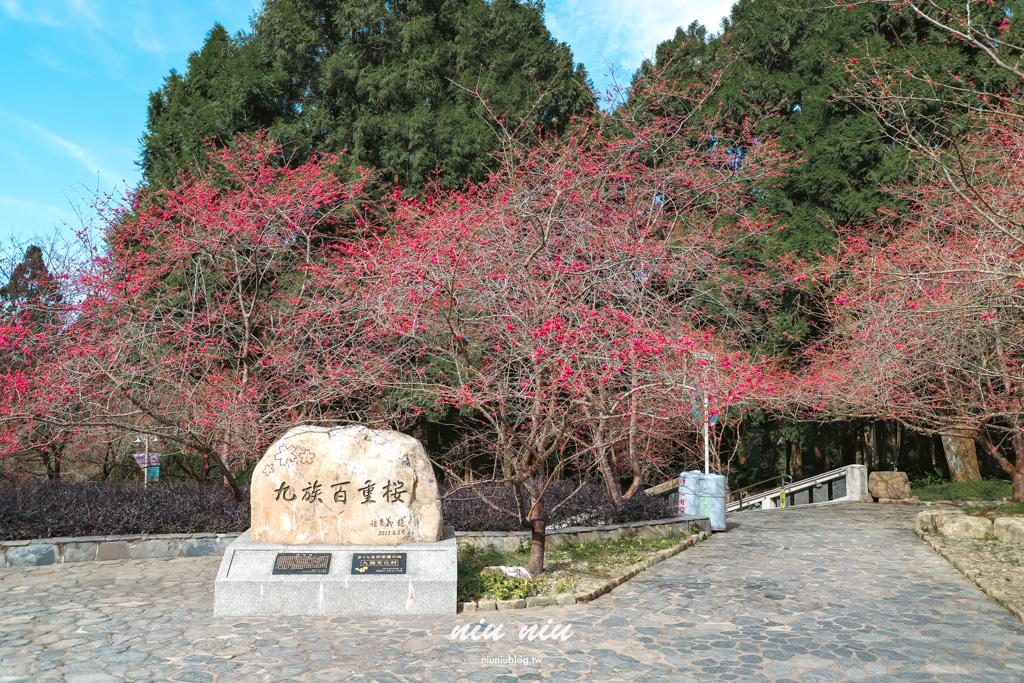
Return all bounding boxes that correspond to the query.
[642,0,1023,257]
[140,24,289,187]
[0,245,61,323]
[141,1,594,190]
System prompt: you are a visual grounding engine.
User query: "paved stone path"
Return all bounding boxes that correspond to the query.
[1,503,1022,683]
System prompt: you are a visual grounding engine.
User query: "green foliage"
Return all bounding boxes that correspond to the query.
[456,544,534,602]
[547,532,686,570]
[478,571,535,600]
[963,502,1024,517]
[456,532,688,601]
[913,471,950,489]
[553,573,578,594]
[913,479,1012,502]
[638,0,1024,358]
[645,1,1023,258]
[142,1,595,190]
[140,24,288,187]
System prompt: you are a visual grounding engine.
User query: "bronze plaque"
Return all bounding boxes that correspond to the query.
[272,553,331,575]
[351,552,407,575]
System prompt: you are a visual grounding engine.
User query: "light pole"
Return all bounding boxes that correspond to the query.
[691,351,716,475]
[702,390,710,475]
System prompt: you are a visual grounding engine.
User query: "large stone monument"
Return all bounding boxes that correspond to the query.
[214,425,457,616]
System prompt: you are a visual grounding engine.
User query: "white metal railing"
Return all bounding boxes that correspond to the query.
[726,464,871,512]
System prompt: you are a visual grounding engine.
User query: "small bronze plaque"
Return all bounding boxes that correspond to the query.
[272,553,331,575]
[351,552,407,575]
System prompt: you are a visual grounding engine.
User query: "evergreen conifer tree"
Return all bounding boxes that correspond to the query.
[643,0,1023,256]
[141,1,594,190]
[0,245,61,324]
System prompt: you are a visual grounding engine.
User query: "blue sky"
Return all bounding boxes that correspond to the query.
[0,0,736,243]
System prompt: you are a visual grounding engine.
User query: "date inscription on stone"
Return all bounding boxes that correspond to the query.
[272,553,332,575]
[351,552,407,575]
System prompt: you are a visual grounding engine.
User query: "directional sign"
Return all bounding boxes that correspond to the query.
[690,402,718,425]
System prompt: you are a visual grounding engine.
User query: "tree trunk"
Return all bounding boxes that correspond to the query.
[528,515,546,578]
[863,425,876,469]
[1008,430,1024,504]
[790,441,803,479]
[841,423,857,466]
[812,444,826,475]
[940,427,982,481]
[1013,460,1024,504]
[594,421,625,509]
[552,459,564,481]
[893,423,902,471]
[526,474,546,577]
[202,446,245,501]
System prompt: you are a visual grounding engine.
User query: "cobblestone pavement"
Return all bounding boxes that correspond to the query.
[2,503,1022,683]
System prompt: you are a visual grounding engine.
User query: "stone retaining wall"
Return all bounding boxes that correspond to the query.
[0,533,242,567]
[0,514,711,568]
[454,514,711,553]
[917,509,1024,544]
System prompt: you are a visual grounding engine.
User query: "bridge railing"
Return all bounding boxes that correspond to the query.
[726,464,871,512]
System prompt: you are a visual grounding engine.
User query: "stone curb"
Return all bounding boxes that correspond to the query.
[915,526,1024,623]
[456,530,709,613]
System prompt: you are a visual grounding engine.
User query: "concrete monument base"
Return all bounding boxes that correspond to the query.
[214,526,457,616]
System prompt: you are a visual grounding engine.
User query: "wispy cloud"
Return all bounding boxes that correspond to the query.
[27,47,75,73]
[68,0,103,28]
[4,0,103,27]
[2,0,62,26]
[0,195,74,218]
[0,108,122,182]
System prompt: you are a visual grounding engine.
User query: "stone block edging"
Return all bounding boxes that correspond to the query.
[915,526,1024,623]
[0,532,242,567]
[457,531,709,613]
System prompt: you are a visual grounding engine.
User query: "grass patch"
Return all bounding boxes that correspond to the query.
[457,545,538,603]
[546,533,686,571]
[911,479,1012,502]
[964,502,1024,518]
[457,532,689,603]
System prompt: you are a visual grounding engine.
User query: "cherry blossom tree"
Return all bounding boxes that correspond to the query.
[808,116,1024,497]
[1,137,372,499]
[0,235,91,480]
[799,1,1021,493]
[311,80,790,573]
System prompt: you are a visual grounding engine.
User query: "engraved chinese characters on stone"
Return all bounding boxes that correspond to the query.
[250,426,443,545]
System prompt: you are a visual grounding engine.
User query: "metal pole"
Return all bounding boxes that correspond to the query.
[143,436,148,488]
[703,391,710,475]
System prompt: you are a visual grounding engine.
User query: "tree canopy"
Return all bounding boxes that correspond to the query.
[141,0,595,190]
[641,0,1024,257]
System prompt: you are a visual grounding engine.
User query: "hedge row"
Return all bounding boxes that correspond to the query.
[0,480,251,540]
[0,479,670,541]
[440,481,670,531]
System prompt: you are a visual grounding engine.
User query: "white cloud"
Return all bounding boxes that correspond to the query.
[546,0,736,100]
